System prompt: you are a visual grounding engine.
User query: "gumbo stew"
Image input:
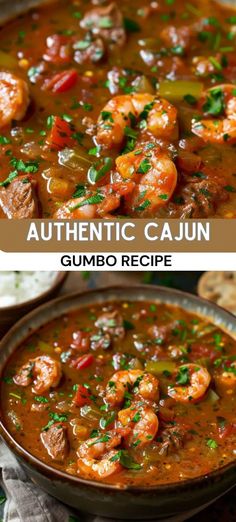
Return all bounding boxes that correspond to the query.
[1,0,236,219]
[1,300,236,486]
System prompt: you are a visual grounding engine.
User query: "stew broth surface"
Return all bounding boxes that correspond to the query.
[1,300,236,486]
[0,0,236,218]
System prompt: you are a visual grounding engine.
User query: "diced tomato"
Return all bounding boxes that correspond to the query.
[72,353,94,370]
[46,116,73,151]
[43,34,72,64]
[43,69,78,93]
[73,384,91,406]
[188,343,215,362]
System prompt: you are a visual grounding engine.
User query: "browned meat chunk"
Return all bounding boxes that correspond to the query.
[81,3,126,47]
[0,176,39,219]
[40,423,69,461]
[95,310,125,339]
[158,426,189,456]
[179,180,229,218]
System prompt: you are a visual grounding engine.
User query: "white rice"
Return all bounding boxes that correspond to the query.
[0,271,57,308]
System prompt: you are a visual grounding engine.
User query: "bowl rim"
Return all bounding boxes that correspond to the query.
[0,283,236,494]
[0,271,67,312]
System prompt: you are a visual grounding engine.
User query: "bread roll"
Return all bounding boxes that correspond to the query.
[198,272,236,315]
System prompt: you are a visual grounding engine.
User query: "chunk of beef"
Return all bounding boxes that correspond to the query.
[95,310,125,339]
[179,180,229,218]
[40,423,69,461]
[158,426,189,456]
[80,3,126,47]
[0,176,39,219]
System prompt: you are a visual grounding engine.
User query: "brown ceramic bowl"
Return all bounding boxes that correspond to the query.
[0,272,68,338]
[0,285,236,521]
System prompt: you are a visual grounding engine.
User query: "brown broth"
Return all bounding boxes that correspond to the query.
[1,300,236,486]
[0,1,236,218]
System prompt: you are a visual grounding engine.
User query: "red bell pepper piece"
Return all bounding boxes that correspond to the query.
[72,353,94,370]
[73,384,91,406]
[46,116,73,151]
[44,69,78,93]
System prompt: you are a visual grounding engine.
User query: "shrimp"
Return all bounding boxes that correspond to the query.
[77,430,122,479]
[168,363,211,403]
[116,145,177,216]
[78,430,122,460]
[13,355,62,395]
[215,362,236,395]
[53,181,135,219]
[105,369,159,407]
[96,93,178,148]
[192,85,236,144]
[118,406,159,447]
[0,72,29,128]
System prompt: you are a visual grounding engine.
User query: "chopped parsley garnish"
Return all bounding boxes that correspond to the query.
[100,412,116,429]
[0,171,18,187]
[69,193,104,211]
[137,158,152,174]
[206,438,218,449]
[224,185,236,193]
[176,366,190,385]
[0,135,11,145]
[202,87,225,116]
[123,18,141,33]
[72,184,86,199]
[42,412,68,431]
[134,200,151,212]
[34,396,49,403]
[110,450,141,470]
[123,320,134,330]
[184,94,197,106]
[88,157,112,184]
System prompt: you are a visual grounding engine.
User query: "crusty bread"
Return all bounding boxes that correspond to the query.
[198,272,236,315]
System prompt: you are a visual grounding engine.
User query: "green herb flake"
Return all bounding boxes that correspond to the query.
[206,438,218,449]
[176,366,190,385]
[110,450,141,470]
[70,193,104,211]
[124,18,141,33]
